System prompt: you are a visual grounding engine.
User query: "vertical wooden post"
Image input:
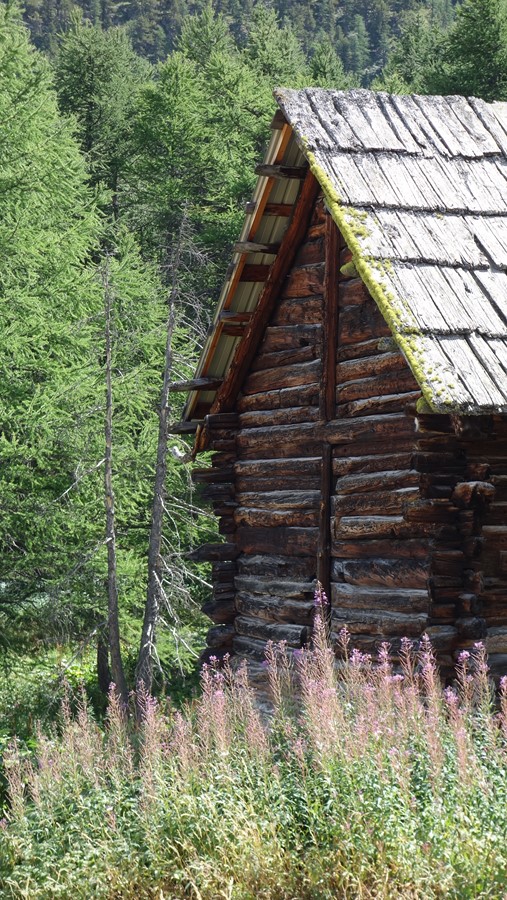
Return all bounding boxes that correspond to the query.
[317,212,340,601]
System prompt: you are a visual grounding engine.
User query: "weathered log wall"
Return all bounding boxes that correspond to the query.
[194,199,507,682]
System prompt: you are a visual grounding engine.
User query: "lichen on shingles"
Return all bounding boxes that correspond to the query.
[306,149,462,413]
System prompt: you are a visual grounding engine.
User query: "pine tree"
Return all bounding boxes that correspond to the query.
[425,0,507,100]
[245,4,308,85]
[54,22,150,216]
[310,34,353,87]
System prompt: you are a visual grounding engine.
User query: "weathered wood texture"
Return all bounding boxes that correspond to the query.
[198,194,507,679]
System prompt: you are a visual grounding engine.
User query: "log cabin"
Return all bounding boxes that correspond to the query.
[176,88,507,684]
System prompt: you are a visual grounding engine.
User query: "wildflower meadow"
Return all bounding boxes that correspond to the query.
[1,604,507,899]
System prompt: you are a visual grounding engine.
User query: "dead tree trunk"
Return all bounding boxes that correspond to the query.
[102,255,129,707]
[135,223,183,695]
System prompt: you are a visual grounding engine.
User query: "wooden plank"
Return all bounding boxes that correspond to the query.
[168,420,203,433]
[330,606,428,636]
[333,452,414,477]
[333,486,420,516]
[237,554,317,578]
[234,616,307,647]
[210,172,320,415]
[188,542,239,562]
[322,213,340,421]
[336,351,408,384]
[335,468,420,496]
[169,377,222,393]
[336,370,418,404]
[254,163,307,179]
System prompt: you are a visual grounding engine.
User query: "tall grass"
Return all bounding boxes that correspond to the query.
[2,606,507,898]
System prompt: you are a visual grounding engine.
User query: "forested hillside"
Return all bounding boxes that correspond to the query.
[23,0,455,80]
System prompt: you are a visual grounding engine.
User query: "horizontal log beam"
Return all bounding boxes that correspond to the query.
[169,377,222,393]
[168,420,203,434]
[254,163,307,179]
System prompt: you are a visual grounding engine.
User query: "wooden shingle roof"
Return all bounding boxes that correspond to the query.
[182,89,507,429]
[277,88,507,414]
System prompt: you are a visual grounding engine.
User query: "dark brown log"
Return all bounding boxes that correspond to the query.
[338,302,391,345]
[202,600,236,625]
[333,436,417,460]
[237,554,317,578]
[236,593,313,625]
[260,324,322,353]
[272,296,323,325]
[188,542,239,562]
[338,391,421,419]
[335,469,420,495]
[254,163,308,179]
[331,606,428,636]
[338,278,371,307]
[205,412,239,429]
[321,214,340,422]
[236,490,320,510]
[233,635,275,661]
[236,526,319,556]
[332,539,431,559]
[234,456,321,478]
[282,264,324,299]
[206,624,235,648]
[332,557,429,589]
[337,370,420,404]
[325,413,416,446]
[234,507,319,528]
[251,343,319,372]
[404,500,457,523]
[168,420,203,433]
[316,443,332,597]
[210,173,320,417]
[169,377,223,393]
[234,615,307,647]
[240,264,270,282]
[333,487,420,517]
[333,453,414,477]
[235,575,314,596]
[451,481,495,508]
[237,382,320,413]
[238,405,320,429]
[336,351,409,384]
[192,466,234,484]
[333,516,454,540]
[201,483,234,502]
[295,238,325,267]
[237,422,324,459]
[331,582,429,612]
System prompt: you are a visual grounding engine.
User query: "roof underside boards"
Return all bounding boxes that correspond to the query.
[275,88,507,414]
[182,122,308,423]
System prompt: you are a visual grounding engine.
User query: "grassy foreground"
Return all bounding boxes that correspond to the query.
[1,609,507,899]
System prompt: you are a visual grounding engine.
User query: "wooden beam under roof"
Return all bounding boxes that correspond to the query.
[208,170,320,418]
[254,163,307,179]
[169,377,223,393]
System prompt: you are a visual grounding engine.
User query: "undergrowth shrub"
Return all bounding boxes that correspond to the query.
[2,602,507,899]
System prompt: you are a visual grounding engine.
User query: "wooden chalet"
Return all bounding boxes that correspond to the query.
[177,88,507,681]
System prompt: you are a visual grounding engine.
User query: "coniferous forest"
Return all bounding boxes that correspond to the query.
[3,0,507,895]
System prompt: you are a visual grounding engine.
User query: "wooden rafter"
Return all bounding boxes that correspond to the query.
[208,170,320,418]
